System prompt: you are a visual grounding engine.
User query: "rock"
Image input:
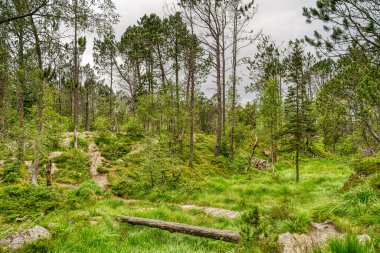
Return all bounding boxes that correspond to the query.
[263,150,272,157]
[181,205,240,219]
[0,226,51,252]
[48,151,63,159]
[278,221,372,253]
[278,221,341,253]
[253,158,271,171]
[357,234,371,244]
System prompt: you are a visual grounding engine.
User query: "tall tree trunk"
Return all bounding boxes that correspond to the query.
[215,34,222,157]
[222,29,226,134]
[229,13,238,161]
[85,82,90,131]
[0,39,6,139]
[30,16,44,186]
[16,25,25,165]
[189,7,195,167]
[174,36,180,157]
[109,51,113,130]
[73,0,79,149]
[296,146,299,183]
[296,74,300,183]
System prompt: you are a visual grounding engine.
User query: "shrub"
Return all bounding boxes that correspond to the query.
[94,116,110,131]
[52,150,91,184]
[352,157,380,176]
[111,179,129,197]
[95,133,133,161]
[70,181,102,200]
[97,166,108,174]
[0,185,63,222]
[70,137,88,149]
[1,162,21,183]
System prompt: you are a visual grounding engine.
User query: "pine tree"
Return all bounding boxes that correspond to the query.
[283,40,315,182]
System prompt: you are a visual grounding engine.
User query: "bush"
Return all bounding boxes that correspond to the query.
[1,163,21,183]
[70,181,102,200]
[0,185,63,222]
[124,117,143,136]
[97,166,108,174]
[352,157,380,176]
[111,179,129,197]
[94,116,110,131]
[95,133,133,161]
[70,137,88,149]
[52,150,91,184]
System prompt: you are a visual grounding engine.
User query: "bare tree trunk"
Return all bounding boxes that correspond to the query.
[174,36,180,157]
[85,81,90,131]
[222,29,226,134]
[30,16,44,186]
[246,137,259,172]
[17,26,25,164]
[189,9,196,167]
[229,13,238,161]
[73,0,79,149]
[109,52,113,122]
[215,35,222,157]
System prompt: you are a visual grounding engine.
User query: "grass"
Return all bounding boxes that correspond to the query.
[313,234,379,253]
[1,132,379,252]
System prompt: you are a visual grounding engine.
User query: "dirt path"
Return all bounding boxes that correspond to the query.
[87,141,108,189]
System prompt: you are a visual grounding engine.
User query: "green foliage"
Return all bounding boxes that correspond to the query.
[123,116,144,136]
[344,157,380,191]
[238,207,281,253]
[97,166,108,174]
[0,185,63,222]
[1,162,21,183]
[52,150,91,184]
[94,133,136,161]
[94,116,110,132]
[70,137,88,149]
[352,157,380,176]
[111,179,129,197]
[70,181,102,201]
[12,239,53,253]
[313,234,378,253]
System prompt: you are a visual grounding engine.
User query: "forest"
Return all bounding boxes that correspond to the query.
[0,0,379,252]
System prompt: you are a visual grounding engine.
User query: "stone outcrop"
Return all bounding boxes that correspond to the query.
[0,226,51,252]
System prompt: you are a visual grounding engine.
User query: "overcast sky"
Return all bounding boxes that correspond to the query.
[83,0,321,104]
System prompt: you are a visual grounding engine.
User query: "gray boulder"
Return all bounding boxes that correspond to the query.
[0,226,51,252]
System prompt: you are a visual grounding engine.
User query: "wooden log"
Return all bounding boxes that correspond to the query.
[117,215,241,243]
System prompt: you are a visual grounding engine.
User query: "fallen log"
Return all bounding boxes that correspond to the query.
[117,215,241,243]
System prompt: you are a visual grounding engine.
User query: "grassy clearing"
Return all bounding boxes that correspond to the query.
[1,132,379,252]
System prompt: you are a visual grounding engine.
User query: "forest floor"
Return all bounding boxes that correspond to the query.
[0,132,379,252]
